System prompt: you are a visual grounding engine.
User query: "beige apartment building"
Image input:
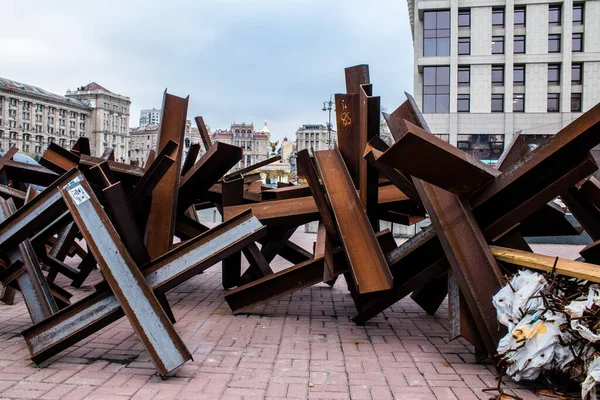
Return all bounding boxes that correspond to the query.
[295,124,337,152]
[129,120,202,167]
[211,121,271,170]
[0,78,92,158]
[407,0,600,162]
[0,78,131,161]
[65,83,131,162]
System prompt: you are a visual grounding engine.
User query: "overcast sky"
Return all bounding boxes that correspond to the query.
[1,0,413,142]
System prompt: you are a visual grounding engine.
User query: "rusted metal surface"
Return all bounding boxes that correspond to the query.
[496,132,529,172]
[181,143,200,176]
[59,176,191,375]
[40,143,80,174]
[0,184,26,208]
[358,84,380,230]
[194,116,213,151]
[221,177,244,289]
[225,257,325,314]
[379,118,500,197]
[179,142,242,211]
[145,92,188,259]
[224,155,281,180]
[314,148,393,293]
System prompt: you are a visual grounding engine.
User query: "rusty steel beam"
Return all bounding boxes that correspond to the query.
[224,155,282,180]
[379,118,500,197]
[145,92,188,259]
[314,148,393,293]
[0,184,26,208]
[335,93,360,185]
[40,143,80,174]
[0,199,58,322]
[225,257,325,314]
[100,147,115,161]
[262,184,312,201]
[238,243,274,285]
[59,176,191,375]
[179,142,243,211]
[0,169,79,251]
[71,137,91,156]
[181,143,200,177]
[519,201,582,237]
[23,210,266,364]
[497,132,529,172]
[410,273,448,316]
[3,160,59,187]
[221,177,244,289]
[358,84,380,230]
[297,149,338,240]
[364,136,422,206]
[194,116,213,151]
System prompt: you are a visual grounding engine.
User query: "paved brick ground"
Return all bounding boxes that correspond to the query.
[0,231,567,400]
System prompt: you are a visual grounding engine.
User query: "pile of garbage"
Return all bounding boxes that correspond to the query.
[494,269,600,399]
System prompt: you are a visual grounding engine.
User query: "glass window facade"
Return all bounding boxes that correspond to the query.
[492,94,504,112]
[423,66,450,113]
[513,94,525,112]
[548,64,560,85]
[548,34,561,53]
[457,134,504,162]
[571,93,582,112]
[423,11,450,57]
[573,3,584,24]
[492,66,504,86]
[573,33,583,52]
[514,7,526,26]
[572,63,582,85]
[549,5,561,26]
[458,37,470,55]
[458,94,470,112]
[492,36,504,54]
[514,65,525,86]
[514,36,526,54]
[547,93,560,112]
[492,8,504,27]
[458,66,470,86]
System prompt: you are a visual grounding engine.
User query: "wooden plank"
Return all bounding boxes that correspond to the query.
[314,148,392,293]
[491,245,600,282]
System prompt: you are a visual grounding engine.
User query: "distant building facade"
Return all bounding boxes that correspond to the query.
[65,83,131,162]
[211,121,270,170]
[295,124,337,152]
[0,77,92,159]
[139,108,161,127]
[128,120,204,167]
[407,0,600,162]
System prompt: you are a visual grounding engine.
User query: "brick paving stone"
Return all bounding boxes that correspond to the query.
[0,232,563,399]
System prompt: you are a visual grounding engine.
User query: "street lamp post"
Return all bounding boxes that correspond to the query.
[322,95,334,149]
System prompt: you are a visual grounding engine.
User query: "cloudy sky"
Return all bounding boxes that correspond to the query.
[1,0,414,142]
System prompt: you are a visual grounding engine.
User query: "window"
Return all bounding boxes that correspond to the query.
[492,66,504,86]
[513,94,525,112]
[492,94,504,112]
[492,8,504,27]
[514,36,525,54]
[457,94,470,112]
[572,33,583,52]
[457,134,505,162]
[458,9,470,28]
[434,134,450,142]
[549,5,561,25]
[423,11,450,57]
[514,7,526,26]
[548,93,560,112]
[458,37,470,55]
[458,66,470,86]
[514,65,525,86]
[492,36,504,54]
[572,63,582,85]
[548,64,561,85]
[571,93,582,112]
[573,3,584,24]
[422,66,450,113]
[548,34,561,53]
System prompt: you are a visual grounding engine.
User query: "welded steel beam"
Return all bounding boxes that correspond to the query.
[314,148,392,293]
[224,155,281,180]
[59,176,191,375]
[23,210,266,365]
[179,142,243,212]
[145,92,188,259]
[194,116,213,151]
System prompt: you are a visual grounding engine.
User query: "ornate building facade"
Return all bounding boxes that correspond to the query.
[65,83,131,162]
[211,121,270,170]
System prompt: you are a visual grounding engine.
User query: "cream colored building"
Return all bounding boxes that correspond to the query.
[407,0,600,162]
[295,124,337,152]
[128,120,205,167]
[0,77,92,159]
[211,121,270,170]
[65,83,131,162]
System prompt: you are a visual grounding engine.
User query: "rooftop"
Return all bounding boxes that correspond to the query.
[0,77,91,109]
